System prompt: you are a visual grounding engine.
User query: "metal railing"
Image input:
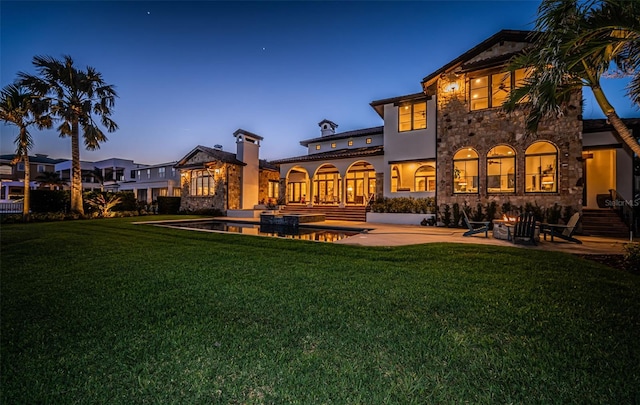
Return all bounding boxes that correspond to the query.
[0,200,24,214]
[609,189,636,234]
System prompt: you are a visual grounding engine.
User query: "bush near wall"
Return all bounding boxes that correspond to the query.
[371,197,436,214]
[30,190,70,213]
[157,196,181,214]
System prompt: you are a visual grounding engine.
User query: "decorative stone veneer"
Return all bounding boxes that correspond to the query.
[435,78,584,217]
[179,163,242,213]
[258,170,281,204]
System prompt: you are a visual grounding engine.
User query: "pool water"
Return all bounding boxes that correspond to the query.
[153,220,363,242]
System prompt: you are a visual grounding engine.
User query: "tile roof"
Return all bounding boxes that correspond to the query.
[0,154,66,164]
[271,145,384,164]
[299,126,383,147]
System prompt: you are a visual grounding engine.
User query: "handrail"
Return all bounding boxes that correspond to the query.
[609,189,636,234]
[365,193,375,207]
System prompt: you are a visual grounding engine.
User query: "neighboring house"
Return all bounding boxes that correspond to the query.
[272,30,637,218]
[119,162,181,203]
[0,154,66,200]
[55,158,145,192]
[175,129,280,213]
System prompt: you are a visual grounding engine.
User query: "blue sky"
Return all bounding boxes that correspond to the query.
[1,1,638,164]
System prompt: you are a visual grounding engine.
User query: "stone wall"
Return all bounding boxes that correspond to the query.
[435,77,584,219]
[179,163,242,213]
[258,169,281,204]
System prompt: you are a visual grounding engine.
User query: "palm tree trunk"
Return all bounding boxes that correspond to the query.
[70,119,84,214]
[591,84,640,156]
[22,146,30,222]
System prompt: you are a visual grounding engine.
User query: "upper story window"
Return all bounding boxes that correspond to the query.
[158,167,166,178]
[171,168,176,177]
[137,170,141,179]
[37,165,46,173]
[315,145,321,150]
[398,100,427,132]
[366,138,372,144]
[525,141,558,193]
[348,140,353,147]
[0,165,12,176]
[470,68,530,111]
[146,169,151,179]
[331,143,336,149]
[17,162,25,171]
[487,145,515,193]
[453,148,479,194]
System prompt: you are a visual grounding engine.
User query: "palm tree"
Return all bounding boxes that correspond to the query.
[0,84,52,220]
[503,0,640,156]
[19,55,118,214]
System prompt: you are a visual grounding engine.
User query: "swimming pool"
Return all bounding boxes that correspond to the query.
[150,219,367,242]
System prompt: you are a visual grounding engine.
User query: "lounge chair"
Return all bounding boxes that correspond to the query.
[541,212,582,244]
[462,209,490,237]
[512,212,537,245]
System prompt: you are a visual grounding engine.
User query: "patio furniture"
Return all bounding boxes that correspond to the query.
[512,212,537,245]
[462,209,490,238]
[541,212,582,244]
[493,219,513,241]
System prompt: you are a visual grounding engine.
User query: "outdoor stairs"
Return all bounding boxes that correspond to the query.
[581,208,630,239]
[280,205,368,222]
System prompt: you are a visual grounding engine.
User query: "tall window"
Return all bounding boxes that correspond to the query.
[37,165,46,173]
[190,170,215,196]
[268,180,279,198]
[391,165,400,192]
[525,141,558,193]
[414,165,436,192]
[158,167,166,178]
[453,148,479,193]
[398,100,427,132]
[486,145,516,193]
[470,68,530,110]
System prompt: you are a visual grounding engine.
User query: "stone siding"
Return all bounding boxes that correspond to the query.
[179,163,241,213]
[435,77,584,218]
[258,169,281,204]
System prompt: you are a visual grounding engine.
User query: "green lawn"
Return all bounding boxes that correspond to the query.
[2,216,639,404]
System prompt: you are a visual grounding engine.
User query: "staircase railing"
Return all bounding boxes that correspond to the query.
[609,189,636,235]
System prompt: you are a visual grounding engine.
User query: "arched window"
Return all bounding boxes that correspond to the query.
[453,148,479,193]
[525,141,558,192]
[391,165,400,192]
[414,164,436,192]
[486,145,516,193]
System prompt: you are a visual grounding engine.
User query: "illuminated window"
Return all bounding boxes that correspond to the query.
[486,145,516,193]
[331,143,336,148]
[470,68,530,110]
[268,180,279,198]
[398,101,427,132]
[147,169,151,178]
[453,148,479,193]
[348,140,353,146]
[315,145,321,150]
[525,141,558,193]
[366,138,372,144]
[414,164,436,192]
[190,169,215,196]
[391,165,400,192]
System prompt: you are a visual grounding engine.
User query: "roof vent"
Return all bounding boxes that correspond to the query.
[213,144,223,150]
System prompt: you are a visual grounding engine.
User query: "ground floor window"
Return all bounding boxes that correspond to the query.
[268,180,279,198]
[487,145,515,193]
[190,170,215,196]
[525,141,558,192]
[453,148,479,193]
[314,173,340,204]
[390,160,436,193]
[288,182,307,203]
[172,187,181,197]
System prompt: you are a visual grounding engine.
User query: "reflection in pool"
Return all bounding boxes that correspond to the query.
[152,220,364,242]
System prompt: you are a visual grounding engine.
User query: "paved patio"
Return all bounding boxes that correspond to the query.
[327,220,630,255]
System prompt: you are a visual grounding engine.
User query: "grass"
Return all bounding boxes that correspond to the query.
[2,216,639,404]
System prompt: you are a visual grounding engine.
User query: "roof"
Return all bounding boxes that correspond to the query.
[583,118,640,133]
[369,92,430,118]
[421,29,536,90]
[271,145,384,164]
[299,126,383,147]
[0,154,66,165]
[259,159,279,171]
[174,145,245,168]
[233,128,264,141]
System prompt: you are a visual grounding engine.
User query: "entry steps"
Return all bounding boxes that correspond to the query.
[581,208,630,239]
[280,205,368,222]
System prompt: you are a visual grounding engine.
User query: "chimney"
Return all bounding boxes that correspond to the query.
[318,119,338,137]
[233,129,263,210]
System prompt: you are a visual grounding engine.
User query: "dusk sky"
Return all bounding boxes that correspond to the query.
[2,1,638,165]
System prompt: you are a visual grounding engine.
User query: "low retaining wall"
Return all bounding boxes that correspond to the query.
[366,212,436,226]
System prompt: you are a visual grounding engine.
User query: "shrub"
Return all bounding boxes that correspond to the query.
[525,202,544,222]
[30,190,70,213]
[157,196,181,214]
[370,197,436,214]
[441,204,451,227]
[485,201,498,222]
[86,193,122,218]
[452,203,461,228]
[546,203,562,224]
[562,205,575,225]
[472,203,484,222]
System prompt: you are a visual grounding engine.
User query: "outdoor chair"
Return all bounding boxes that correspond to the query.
[462,209,490,238]
[512,212,538,245]
[541,212,582,244]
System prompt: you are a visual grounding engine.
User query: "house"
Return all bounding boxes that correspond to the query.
[118,161,181,203]
[0,153,66,200]
[55,158,145,192]
[271,30,637,225]
[175,129,280,213]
